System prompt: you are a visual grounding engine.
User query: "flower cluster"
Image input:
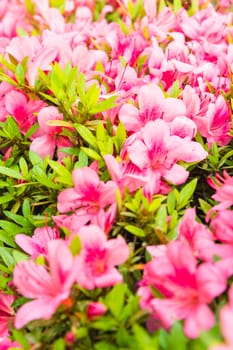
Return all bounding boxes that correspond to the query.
[0,0,232,349]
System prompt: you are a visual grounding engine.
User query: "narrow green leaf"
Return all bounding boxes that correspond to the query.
[125,225,145,237]
[0,166,23,180]
[89,95,117,114]
[47,160,73,186]
[15,63,25,84]
[75,124,98,148]
[178,178,198,210]
[105,284,127,319]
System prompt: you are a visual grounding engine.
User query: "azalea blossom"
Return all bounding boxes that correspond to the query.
[15,226,60,259]
[57,167,118,230]
[75,225,129,289]
[124,119,207,186]
[13,239,76,329]
[138,240,228,338]
[0,292,14,337]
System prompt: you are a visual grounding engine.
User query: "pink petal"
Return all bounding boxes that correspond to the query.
[105,236,129,266]
[14,298,58,329]
[184,304,215,338]
[119,104,140,132]
[30,134,56,159]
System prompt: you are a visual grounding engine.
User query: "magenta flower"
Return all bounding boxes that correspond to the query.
[75,225,129,290]
[57,167,117,229]
[0,292,15,337]
[30,106,72,160]
[125,119,207,185]
[210,285,233,350]
[13,239,76,329]
[4,90,44,133]
[15,226,60,259]
[207,171,233,220]
[87,301,107,320]
[138,240,228,338]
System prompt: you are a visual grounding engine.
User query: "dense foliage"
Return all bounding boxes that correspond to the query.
[0,0,233,349]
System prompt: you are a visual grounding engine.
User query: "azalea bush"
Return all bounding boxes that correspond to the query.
[0,0,233,349]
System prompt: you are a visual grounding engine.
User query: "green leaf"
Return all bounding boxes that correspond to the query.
[12,329,30,350]
[166,322,188,350]
[75,150,89,168]
[90,317,118,331]
[169,80,181,98]
[12,250,29,263]
[199,198,212,215]
[95,342,118,350]
[155,205,167,231]
[125,225,145,237]
[105,283,127,319]
[0,221,23,234]
[85,83,100,110]
[69,235,82,256]
[167,190,176,215]
[0,230,16,247]
[177,178,198,210]
[75,124,98,148]
[0,193,14,204]
[81,147,102,160]
[53,338,65,350]
[19,157,29,177]
[89,95,117,114]
[173,0,182,13]
[0,247,15,267]
[47,160,73,186]
[15,63,25,84]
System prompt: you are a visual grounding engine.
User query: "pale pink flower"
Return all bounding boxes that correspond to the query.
[30,106,71,159]
[0,292,14,337]
[6,36,58,86]
[13,239,76,329]
[119,84,165,132]
[15,226,60,259]
[104,154,147,194]
[125,119,207,185]
[57,167,117,228]
[75,225,129,289]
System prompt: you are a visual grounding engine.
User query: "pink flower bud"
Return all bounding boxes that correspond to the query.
[87,302,107,320]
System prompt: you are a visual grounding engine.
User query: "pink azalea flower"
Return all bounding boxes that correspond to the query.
[0,292,14,337]
[179,208,233,261]
[6,36,58,86]
[211,210,233,244]
[0,338,21,350]
[119,84,165,132]
[15,226,60,259]
[125,119,207,185]
[138,240,228,338]
[57,167,117,228]
[13,239,76,329]
[4,90,44,133]
[207,171,233,220]
[75,225,129,289]
[104,154,147,194]
[210,285,233,350]
[30,106,71,159]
